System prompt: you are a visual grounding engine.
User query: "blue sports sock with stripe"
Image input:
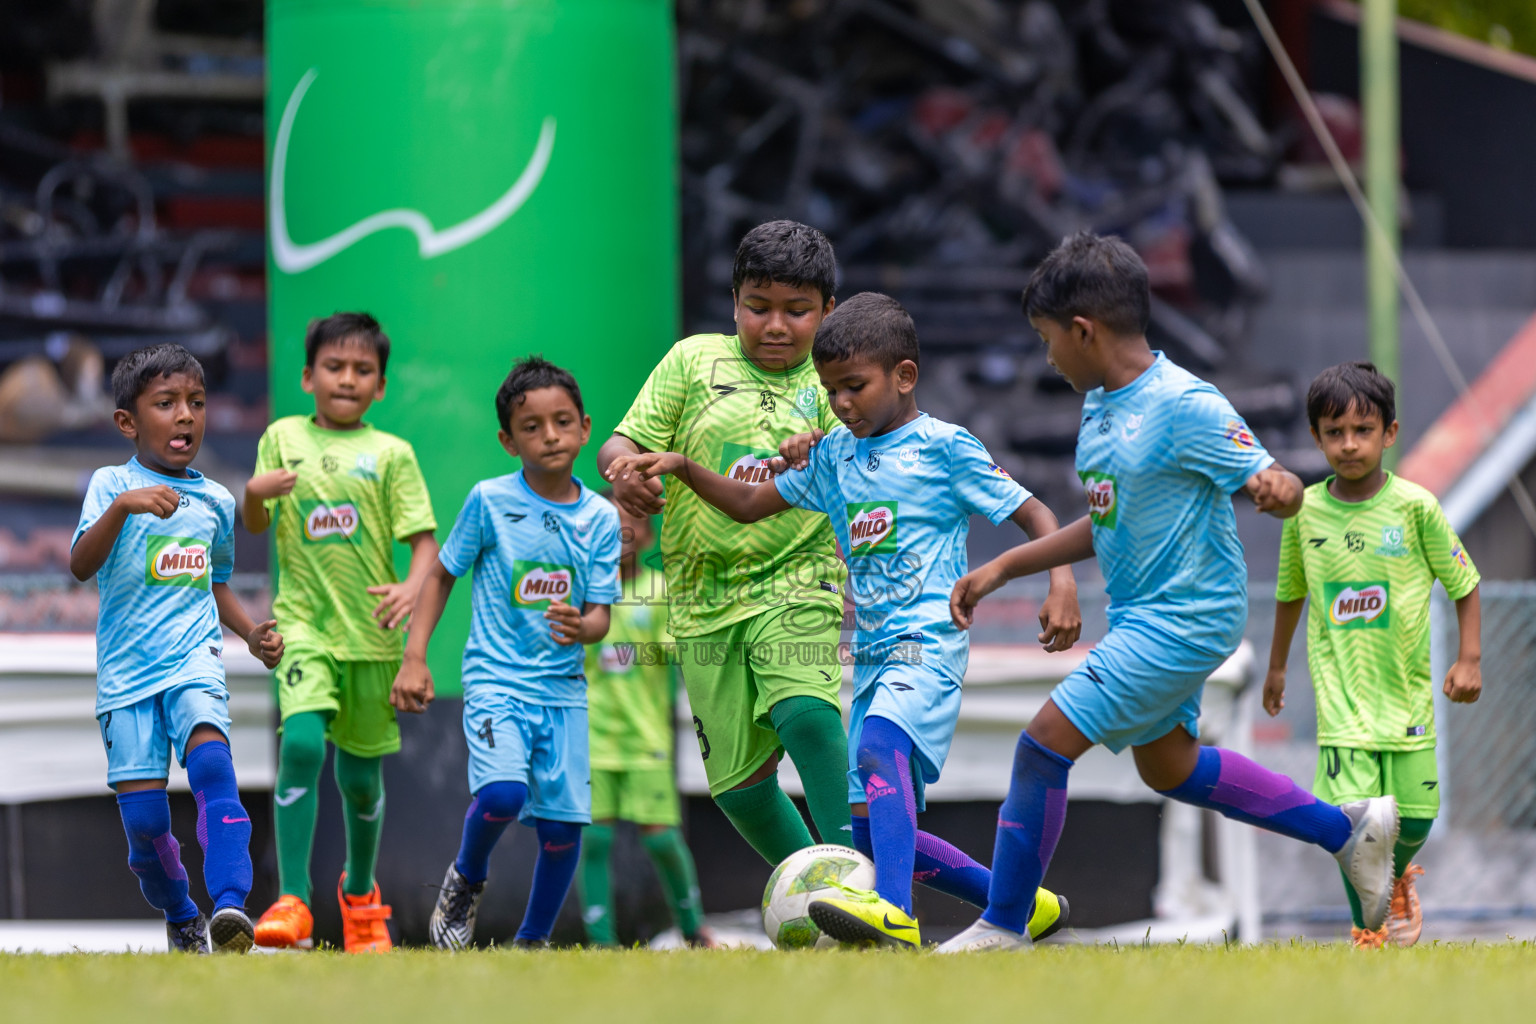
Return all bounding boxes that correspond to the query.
[1157,745,1350,853]
[851,810,992,908]
[516,819,582,942]
[185,740,252,912]
[856,716,919,915]
[455,781,527,885]
[117,789,200,923]
[983,731,1072,934]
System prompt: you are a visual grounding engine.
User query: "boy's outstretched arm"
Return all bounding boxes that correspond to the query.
[70,485,180,580]
[951,515,1096,629]
[390,561,455,713]
[606,452,791,523]
[546,601,611,646]
[1445,586,1482,703]
[241,469,297,533]
[1008,497,1082,652]
[367,530,441,630]
[598,434,665,518]
[1243,464,1304,518]
[213,583,284,670]
[1264,598,1306,716]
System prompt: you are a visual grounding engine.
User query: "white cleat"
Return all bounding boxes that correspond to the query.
[1334,796,1401,931]
[934,918,1033,954]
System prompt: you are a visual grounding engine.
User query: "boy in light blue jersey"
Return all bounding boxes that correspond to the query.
[392,357,620,949]
[609,292,1080,948]
[937,233,1403,952]
[70,344,284,953]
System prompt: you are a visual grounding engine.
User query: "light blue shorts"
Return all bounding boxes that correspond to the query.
[98,679,232,785]
[1051,614,1234,754]
[845,631,967,810]
[463,688,590,824]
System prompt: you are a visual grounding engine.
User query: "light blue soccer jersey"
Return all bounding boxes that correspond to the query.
[74,457,236,715]
[1076,352,1273,648]
[438,471,622,707]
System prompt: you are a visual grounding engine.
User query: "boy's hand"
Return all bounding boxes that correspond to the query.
[115,485,181,519]
[545,599,585,646]
[606,452,684,486]
[390,658,435,714]
[1444,657,1482,703]
[1262,668,1287,716]
[245,469,298,501]
[1245,466,1302,516]
[1037,580,1081,652]
[246,619,284,670]
[609,465,665,518]
[366,580,418,631]
[951,562,1006,630]
[774,429,825,472]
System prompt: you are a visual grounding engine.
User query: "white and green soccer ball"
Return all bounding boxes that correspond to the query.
[761,844,877,949]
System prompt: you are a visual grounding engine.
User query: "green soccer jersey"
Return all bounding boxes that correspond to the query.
[1276,473,1480,751]
[585,568,676,771]
[255,415,437,660]
[615,333,846,637]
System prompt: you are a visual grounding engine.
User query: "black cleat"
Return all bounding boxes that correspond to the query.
[167,912,210,954]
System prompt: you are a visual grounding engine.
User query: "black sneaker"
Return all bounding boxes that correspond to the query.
[209,907,255,954]
[167,913,210,953]
[512,937,549,949]
[429,864,485,950]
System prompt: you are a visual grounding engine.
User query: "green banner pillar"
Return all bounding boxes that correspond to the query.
[266,1,678,696]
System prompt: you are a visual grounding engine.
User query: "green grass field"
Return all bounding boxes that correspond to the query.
[4,944,1535,1024]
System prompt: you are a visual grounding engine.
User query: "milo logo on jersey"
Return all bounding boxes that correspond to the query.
[145,535,211,590]
[1326,582,1390,629]
[512,560,575,609]
[846,501,898,556]
[1080,471,1119,528]
[719,442,779,486]
[300,500,362,544]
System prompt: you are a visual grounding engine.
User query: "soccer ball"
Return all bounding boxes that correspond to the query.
[761,844,876,949]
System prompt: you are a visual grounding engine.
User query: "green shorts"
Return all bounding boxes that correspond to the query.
[677,608,843,797]
[276,645,401,758]
[1313,746,1439,820]
[590,765,681,826]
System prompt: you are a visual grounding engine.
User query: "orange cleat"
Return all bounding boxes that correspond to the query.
[1351,925,1388,949]
[1386,864,1425,948]
[254,895,314,950]
[338,875,394,953]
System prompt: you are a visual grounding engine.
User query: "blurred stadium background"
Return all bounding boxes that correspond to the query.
[3,0,1536,950]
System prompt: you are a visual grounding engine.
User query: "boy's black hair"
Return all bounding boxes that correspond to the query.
[111,343,205,411]
[1021,231,1151,336]
[732,220,837,306]
[812,291,921,370]
[1306,361,1396,430]
[304,311,391,375]
[495,355,585,433]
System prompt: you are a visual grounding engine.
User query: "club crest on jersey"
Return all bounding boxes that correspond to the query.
[350,453,379,481]
[1122,413,1144,441]
[1080,471,1119,528]
[846,501,898,556]
[512,560,574,609]
[145,536,211,589]
[1375,525,1408,558]
[1326,582,1390,629]
[719,442,778,486]
[1225,420,1256,449]
[791,386,819,419]
[303,501,360,542]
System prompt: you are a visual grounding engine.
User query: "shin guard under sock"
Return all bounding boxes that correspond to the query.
[983,732,1072,934]
[714,774,815,866]
[454,782,527,885]
[334,749,385,897]
[1158,746,1350,853]
[771,696,854,846]
[517,819,581,942]
[117,789,200,923]
[186,740,253,912]
[577,824,616,945]
[272,711,326,903]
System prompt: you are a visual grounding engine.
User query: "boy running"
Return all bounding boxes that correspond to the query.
[1266,361,1481,948]
[398,357,621,949]
[938,233,1402,953]
[597,220,854,862]
[71,343,282,953]
[577,496,714,947]
[245,313,439,953]
[608,292,1078,948]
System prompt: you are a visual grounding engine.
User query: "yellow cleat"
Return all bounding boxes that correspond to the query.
[808,886,920,949]
[254,894,313,950]
[1028,888,1071,943]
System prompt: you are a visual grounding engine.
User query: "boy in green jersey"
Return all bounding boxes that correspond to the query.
[577,496,714,947]
[243,313,440,952]
[1266,361,1482,949]
[597,221,853,863]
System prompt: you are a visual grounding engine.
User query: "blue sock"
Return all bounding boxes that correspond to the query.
[454,782,527,885]
[1157,746,1351,853]
[516,819,582,942]
[851,809,992,909]
[857,716,919,915]
[117,790,200,923]
[185,740,252,912]
[982,732,1072,934]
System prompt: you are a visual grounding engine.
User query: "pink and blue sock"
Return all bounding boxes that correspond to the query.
[1157,746,1350,853]
[856,716,920,915]
[516,819,582,942]
[186,740,252,912]
[982,732,1072,934]
[455,781,527,884]
[117,790,200,923]
[850,816,992,908]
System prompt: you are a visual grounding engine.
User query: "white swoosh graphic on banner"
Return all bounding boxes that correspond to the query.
[270,68,557,274]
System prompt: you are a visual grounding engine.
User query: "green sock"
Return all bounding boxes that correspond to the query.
[641,827,705,939]
[273,711,327,904]
[578,824,617,945]
[770,696,852,846]
[1395,817,1433,876]
[714,774,815,866]
[334,749,384,898]
[1339,865,1367,930]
